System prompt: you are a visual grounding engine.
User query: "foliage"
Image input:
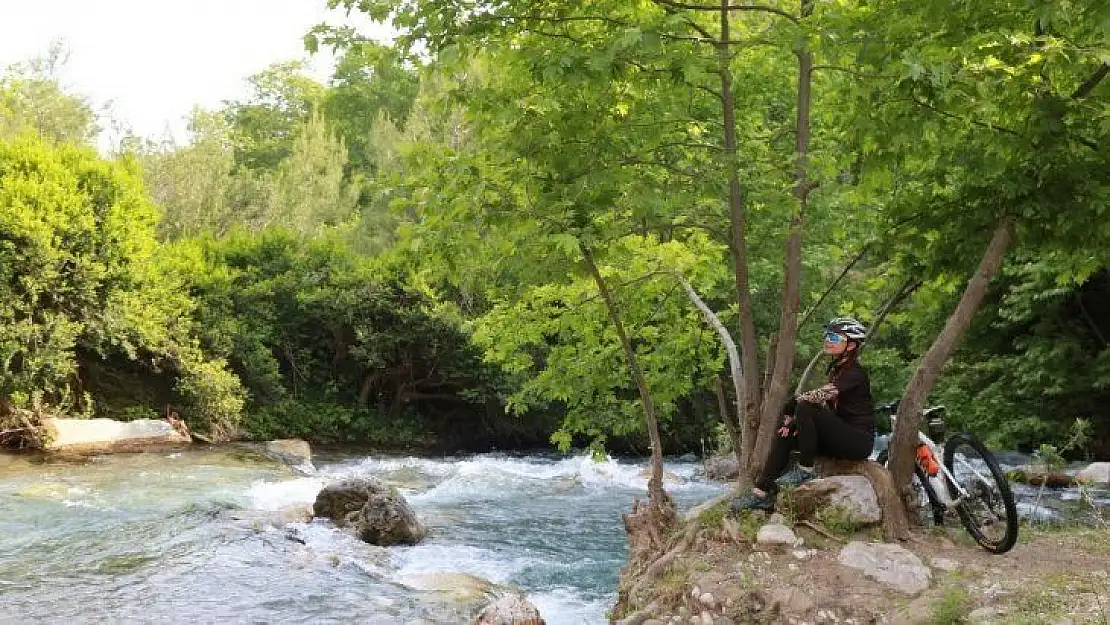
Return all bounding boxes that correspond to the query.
[695,501,729,530]
[175,229,510,445]
[929,583,971,625]
[223,61,326,172]
[137,108,360,240]
[6,1,1110,457]
[936,259,1110,454]
[816,504,866,537]
[0,136,244,437]
[308,32,421,176]
[473,234,730,451]
[0,43,98,145]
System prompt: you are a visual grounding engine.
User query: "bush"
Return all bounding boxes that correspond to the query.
[175,354,246,440]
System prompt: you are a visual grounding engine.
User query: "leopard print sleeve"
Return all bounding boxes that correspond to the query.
[797,383,839,405]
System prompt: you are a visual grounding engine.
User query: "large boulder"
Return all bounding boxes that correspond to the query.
[1075,462,1110,485]
[473,594,546,625]
[837,541,931,595]
[43,417,190,454]
[793,475,882,525]
[263,439,313,468]
[313,477,426,546]
[702,454,740,481]
[233,439,314,474]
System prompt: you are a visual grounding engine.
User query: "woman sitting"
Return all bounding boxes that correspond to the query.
[731,317,876,511]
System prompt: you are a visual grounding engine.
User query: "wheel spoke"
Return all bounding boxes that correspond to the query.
[943,433,1019,553]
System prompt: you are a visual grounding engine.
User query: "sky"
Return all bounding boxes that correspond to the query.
[0,0,391,146]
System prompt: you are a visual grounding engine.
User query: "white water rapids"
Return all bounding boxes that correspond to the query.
[0,449,724,624]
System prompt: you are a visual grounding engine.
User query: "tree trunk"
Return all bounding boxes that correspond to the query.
[358,372,379,405]
[888,215,1016,492]
[752,0,814,476]
[714,374,743,463]
[581,243,670,506]
[677,274,747,482]
[717,0,763,479]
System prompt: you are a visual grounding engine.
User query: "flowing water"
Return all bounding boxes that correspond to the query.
[0,449,724,624]
[2,446,1105,624]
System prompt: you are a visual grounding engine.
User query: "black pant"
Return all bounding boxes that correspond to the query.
[756,401,874,494]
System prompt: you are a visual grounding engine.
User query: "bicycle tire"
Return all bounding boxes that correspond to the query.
[876,449,945,526]
[943,432,1019,554]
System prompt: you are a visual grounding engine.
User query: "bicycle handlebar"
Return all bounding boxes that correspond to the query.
[875,400,946,419]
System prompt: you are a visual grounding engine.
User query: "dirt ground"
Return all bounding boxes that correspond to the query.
[617,513,1110,625]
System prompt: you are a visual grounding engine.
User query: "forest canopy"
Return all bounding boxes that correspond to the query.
[1,0,1108,460]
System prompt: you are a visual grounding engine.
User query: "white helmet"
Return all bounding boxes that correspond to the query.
[825,317,868,342]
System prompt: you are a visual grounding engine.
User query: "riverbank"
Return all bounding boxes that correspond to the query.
[614,508,1110,624]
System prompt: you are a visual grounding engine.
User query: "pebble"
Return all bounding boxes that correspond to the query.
[698,592,716,610]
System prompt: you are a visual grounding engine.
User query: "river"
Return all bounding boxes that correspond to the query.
[2,447,1106,624]
[0,449,722,624]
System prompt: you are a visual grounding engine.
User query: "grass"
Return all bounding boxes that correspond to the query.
[697,501,728,530]
[1019,524,1110,555]
[1005,570,1110,625]
[815,504,866,537]
[929,584,971,625]
[776,487,798,524]
[733,510,764,542]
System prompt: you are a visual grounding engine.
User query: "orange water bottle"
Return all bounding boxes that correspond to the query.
[915,444,940,476]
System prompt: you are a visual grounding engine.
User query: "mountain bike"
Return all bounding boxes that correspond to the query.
[874,401,1019,554]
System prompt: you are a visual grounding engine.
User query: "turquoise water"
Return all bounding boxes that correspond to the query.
[0,450,725,624]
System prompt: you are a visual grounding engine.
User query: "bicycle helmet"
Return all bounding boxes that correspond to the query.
[825,316,868,342]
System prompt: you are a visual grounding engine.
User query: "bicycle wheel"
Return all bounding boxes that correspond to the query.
[943,433,1019,554]
[876,449,945,526]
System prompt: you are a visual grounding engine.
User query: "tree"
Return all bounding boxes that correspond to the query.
[935,259,1110,456]
[268,112,361,234]
[0,137,245,439]
[328,0,882,496]
[223,61,326,171]
[139,108,360,240]
[0,43,98,145]
[305,30,422,176]
[843,0,1110,494]
[138,109,240,239]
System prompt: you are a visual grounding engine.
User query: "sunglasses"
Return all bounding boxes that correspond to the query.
[824,331,846,344]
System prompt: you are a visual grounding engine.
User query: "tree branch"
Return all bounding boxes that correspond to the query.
[1071,63,1108,100]
[812,64,897,80]
[1077,291,1108,348]
[911,96,1026,140]
[796,244,871,331]
[494,14,631,27]
[677,274,746,444]
[653,0,799,23]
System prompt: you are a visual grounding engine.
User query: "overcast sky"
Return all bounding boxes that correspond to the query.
[0,0,390,146]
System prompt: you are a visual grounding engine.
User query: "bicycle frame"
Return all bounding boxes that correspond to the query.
[888,411,992,509]
[914,430,966,507]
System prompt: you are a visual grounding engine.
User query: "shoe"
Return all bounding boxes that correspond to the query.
[775,466,817,488]
[729,490,775,512]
